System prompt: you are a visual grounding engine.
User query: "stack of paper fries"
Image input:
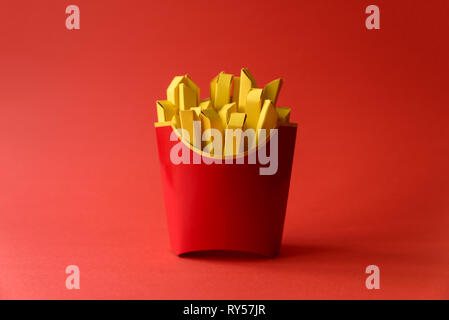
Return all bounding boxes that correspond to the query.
[156,68,292,156]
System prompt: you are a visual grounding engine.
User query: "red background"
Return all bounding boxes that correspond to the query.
[1,0,448,299]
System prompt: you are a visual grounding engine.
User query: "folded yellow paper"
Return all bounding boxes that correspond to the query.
[171,112,180,129]
[199,99,212,110]
[262,78,283,105]
[167,76,184,107]
[179,83,197,111]
[183,75,200,106]
[200,108,224,155]
[218,102,237,129]
[238,68,257,113]
[191,106,202,117]
[227,112,246,129]
[224,113,246,156]
[156,68,292,157]
[214,73,233,110]
[232,76,240,105]
[257,100,278,144]
[276,107,291,123]
[156,100,177,122]
[179,110,201,148]
[245,88,263,130]
[210,74,219,108]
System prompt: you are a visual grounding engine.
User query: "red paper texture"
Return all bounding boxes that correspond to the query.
[155,125,297,257]
[0,0,448,299]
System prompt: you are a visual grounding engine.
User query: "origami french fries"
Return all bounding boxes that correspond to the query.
[154,68,297,257]
[156,68,292,156]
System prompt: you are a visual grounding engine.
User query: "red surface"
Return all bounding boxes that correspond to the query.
[0,0,448,299]
[156,125,297,257]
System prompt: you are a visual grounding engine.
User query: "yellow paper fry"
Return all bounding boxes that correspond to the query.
[214,73,233,110]
[156,100,177,123]
[276,107,291,123]
[224,112,246,156]
[262,78,283,105]
[210,73,220,108]
[257,100,278,131]
[166,76,184,107]
[200,108,224,154]
[231,76,240,105]
[245,88,263,130]
[218,102,237,129]
[183,75,200,105]
[179,109,201,148]
[171,112,180,129]
[179,83,197,111]
[238,68,257,113]
[201,108,223,132]
[256,100,278,145]
[191,106,202,117]
[199,99,212,110]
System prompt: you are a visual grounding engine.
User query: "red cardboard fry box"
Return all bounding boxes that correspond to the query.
[155,123,297,257]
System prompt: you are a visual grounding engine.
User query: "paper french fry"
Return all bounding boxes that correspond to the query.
[201,108,223,127]
[179,83,197,111]
[199,112,211,141]
[183,75,200,105]
[238,68,257,113]
[171,112,180,129]
[167,76,184,106]
[231,76,240,104]
[199,99,212,110]
[200,108,224,155]
[256,100,278,144]
[262,78,283,105]
[224,112,246,156]
[179,109,201,148]
[214,73,233,110]
[245,88,263,130]
[210,73,220,108]
[218,102,237,129]
[156,100,177,123]
[191,106,202,117]
[156,103,165,122]
[276,107,291,123]
[227,112,247,128]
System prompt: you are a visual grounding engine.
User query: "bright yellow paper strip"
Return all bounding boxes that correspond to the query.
[210,73,220,108]
[231,76,240,104]
[238,68,257,113]
[257,100,278,131]
[183,75,200,106]
[199,99,212,110]
[200,108,224,154]
[214,73,233,110]
[224,112,246,156]
[262,78,283,105]
[218,102,237,129]
[166,76,184,107]
[179,109,200,148]
[156,100,177,122]
[179,83,197,111]
[257,100,278,145]
[245,88,263,130]
[276,107,291,123]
